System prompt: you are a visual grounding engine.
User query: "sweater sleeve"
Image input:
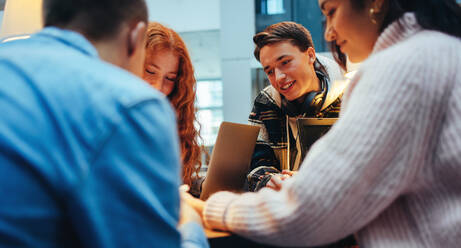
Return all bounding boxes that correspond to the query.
[204,49,434,247]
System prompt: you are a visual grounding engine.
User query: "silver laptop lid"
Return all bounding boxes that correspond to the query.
[200,122,260,200]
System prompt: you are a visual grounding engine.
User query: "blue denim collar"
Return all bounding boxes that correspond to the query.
[35,27,99,58]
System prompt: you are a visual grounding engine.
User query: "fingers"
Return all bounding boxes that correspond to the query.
[179,184,190,193]
[281,170,296,176]
[265,171,296,191]
[266,175,282,191]
[179,197,203,227]
[179,184,205,215]
[282,170,293,176]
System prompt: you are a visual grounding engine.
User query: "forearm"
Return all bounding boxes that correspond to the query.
[205,142,414,246]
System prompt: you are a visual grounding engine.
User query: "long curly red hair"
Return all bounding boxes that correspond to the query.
[144,22,203,186]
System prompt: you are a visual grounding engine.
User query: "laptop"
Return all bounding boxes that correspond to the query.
[200,122,260,200]
[296,118,338,164]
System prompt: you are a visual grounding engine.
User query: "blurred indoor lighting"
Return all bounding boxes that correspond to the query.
[344,70,357,80]
[0,0,43,41]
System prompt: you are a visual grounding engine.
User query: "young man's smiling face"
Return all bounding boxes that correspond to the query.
[260,41,319,102]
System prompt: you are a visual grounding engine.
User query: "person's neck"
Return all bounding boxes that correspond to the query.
[92,39,125,68]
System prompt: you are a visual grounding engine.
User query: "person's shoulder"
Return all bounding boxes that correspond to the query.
[412,30,461,47]
[8,39,170,126]
[367,30,460,75]
[261,85,278,98]
[254,85,281,107]
[411,31,461,65]
[403,30,459,56]
[316,54,344,81]
[1,32,165,109]
[93,62,164,106]
[356,30,460,101]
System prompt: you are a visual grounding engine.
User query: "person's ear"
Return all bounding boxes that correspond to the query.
[306,47,316,64]
[369,0,386,18]
[124,21,147,77]
[127,21,147,57]
[371,0,386,10]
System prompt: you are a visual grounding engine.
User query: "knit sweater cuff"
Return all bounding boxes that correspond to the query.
[203,191,240,231]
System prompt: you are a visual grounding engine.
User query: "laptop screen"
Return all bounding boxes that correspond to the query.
[296,118,338,161]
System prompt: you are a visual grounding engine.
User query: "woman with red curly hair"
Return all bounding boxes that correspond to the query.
[143,22,203,187]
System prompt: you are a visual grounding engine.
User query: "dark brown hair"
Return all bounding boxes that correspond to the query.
[43,0,148,41]
[253,21,329,77]
[330,0,461,69]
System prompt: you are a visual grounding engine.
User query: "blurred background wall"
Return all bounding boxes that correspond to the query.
[4,0,459,146]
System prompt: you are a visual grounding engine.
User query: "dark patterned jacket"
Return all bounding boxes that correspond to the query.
[247,56,345,191]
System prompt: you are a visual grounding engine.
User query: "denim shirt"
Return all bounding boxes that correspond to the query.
[0,27,208,248]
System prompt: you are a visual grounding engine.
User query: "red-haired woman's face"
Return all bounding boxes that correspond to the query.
[143,49,179,96]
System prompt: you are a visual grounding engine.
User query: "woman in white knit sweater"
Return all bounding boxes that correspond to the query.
[184,0,461,247]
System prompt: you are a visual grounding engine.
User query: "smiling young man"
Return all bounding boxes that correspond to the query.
[247,21,344,191]
[185,1,461,247]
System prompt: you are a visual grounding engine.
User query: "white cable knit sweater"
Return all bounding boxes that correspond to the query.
[203,13,461,248]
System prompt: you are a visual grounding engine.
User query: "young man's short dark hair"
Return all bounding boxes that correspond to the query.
[253,21,315,62]
[253,21,329,81]
[43,0,148,41]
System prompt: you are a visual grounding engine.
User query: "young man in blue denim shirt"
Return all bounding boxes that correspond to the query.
[0,0,207,247]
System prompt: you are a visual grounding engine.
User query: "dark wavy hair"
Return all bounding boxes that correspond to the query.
[144,22,204,186]
[330,0,461,70]
[253,21,330,79]
[43,0,148,41]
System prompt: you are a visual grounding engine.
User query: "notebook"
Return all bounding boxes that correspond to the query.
[200,122,260,200]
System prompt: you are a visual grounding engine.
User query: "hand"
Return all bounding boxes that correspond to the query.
[281,170,297,177]
[178,185,205,227]
[266,170,297,191]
